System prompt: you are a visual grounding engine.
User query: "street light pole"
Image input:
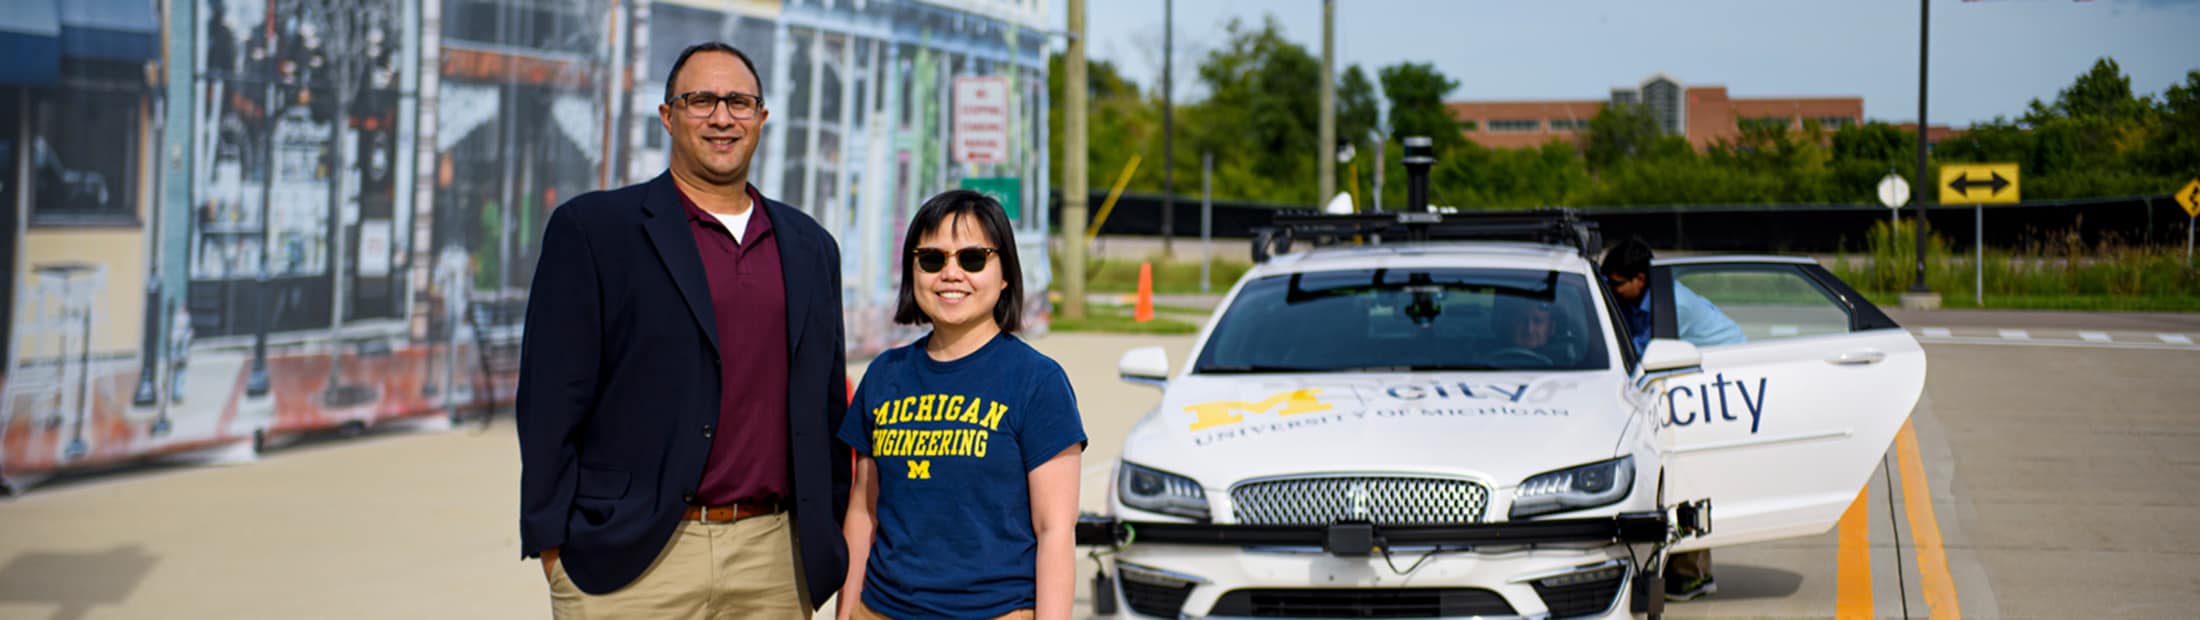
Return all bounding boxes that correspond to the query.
[1161,0,1174,257]
[1910,0,1932,295]
[1317,0,1335,206]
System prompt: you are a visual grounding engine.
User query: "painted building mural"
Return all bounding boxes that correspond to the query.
[0,0,1050,492]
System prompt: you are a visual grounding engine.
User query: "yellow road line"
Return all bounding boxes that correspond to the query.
[1835,484,1874,619]
[1896,420,1963,619]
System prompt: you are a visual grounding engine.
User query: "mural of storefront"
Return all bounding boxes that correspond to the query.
[0,0,1050,493]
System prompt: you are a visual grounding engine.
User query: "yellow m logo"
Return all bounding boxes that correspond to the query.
[907,460,932,479]
[1184,389,1332,431]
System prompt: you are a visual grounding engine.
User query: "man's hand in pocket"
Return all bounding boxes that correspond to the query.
[540,548,561,582]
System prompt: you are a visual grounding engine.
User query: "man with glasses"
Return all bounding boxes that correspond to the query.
[518,41,850,618]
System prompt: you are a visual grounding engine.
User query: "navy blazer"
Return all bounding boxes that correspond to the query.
[517,173,850,607]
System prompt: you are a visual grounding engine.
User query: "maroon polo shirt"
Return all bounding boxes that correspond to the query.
[678,184,790,507]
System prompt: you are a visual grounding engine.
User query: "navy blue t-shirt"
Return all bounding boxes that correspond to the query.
[837,333,1087,619]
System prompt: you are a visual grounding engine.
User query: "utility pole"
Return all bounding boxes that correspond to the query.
[1317,0,1335,206]
[1062,0,1089,320]
[1161,0,1174,257]
[1909,0,1934,302]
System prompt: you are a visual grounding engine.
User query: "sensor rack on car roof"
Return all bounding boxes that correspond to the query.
[1249,208,1601,263]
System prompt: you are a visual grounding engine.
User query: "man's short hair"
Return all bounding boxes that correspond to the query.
[894,190,1027,333]
[664,42,763,103]
[1602,237,1654,280]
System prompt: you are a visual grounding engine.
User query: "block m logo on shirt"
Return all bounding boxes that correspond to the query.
[907,460,932,479]
[1183,389,1333,431]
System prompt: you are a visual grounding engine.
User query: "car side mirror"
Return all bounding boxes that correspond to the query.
[1636,339,1703,388]
[1118,346,1169,388]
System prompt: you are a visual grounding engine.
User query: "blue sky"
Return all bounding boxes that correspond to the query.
[1050,0,2200,127]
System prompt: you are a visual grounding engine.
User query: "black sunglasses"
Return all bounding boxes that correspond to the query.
[911,247,997,274]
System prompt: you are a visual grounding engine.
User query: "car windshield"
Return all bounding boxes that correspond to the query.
[1194,267,1611,373]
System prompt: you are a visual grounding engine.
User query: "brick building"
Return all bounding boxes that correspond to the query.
[1448,73,1870,150]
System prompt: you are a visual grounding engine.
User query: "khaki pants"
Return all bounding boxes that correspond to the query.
[850,599,1032,620]
[548,513,808,619]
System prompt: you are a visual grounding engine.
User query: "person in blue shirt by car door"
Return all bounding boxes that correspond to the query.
[1605,238,1745,356]
[1603,237,1743,601]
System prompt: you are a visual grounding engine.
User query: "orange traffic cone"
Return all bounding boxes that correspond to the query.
[1134,262,1155,323]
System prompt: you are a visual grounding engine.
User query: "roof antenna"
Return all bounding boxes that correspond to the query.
[1402,136,1435,213]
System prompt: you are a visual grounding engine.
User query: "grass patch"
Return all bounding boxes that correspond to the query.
[1152,302,1216,315]
[1090,301,1215,316]
[1833,219,2200,312]
[1857,291,2200,312]
[1052,254,1253,294]
[1049,305,1201,334]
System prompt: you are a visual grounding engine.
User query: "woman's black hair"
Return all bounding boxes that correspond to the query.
[894,189,1025,333]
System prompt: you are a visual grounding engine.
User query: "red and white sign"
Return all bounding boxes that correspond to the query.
[954,76,1010,164]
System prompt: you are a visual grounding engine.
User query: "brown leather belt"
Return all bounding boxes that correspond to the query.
[683,499,784,523]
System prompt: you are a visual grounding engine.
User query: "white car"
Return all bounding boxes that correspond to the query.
[1077,211,1925,619]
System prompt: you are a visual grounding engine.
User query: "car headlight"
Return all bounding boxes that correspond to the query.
[1510,456,1636,519]
[1118,461,1210,521]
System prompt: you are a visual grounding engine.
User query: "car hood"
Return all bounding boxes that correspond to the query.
[1118,371,1634,492]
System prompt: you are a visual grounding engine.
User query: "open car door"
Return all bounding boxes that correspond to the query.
[1648,257,1926,551]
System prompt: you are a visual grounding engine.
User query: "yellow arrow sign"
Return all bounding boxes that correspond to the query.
[1939,163,2019,204]
[2177,179,2200,218]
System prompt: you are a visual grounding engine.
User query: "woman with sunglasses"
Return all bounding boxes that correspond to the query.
[836,190,1086,620]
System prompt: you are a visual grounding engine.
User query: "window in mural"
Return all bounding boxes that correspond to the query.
[29,76,143,227]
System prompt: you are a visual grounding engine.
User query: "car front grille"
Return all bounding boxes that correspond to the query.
[1231,475,1490,526]
[1208,588,1516,618]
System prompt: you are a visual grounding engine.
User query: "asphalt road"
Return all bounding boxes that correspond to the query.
[0,313,2194,619]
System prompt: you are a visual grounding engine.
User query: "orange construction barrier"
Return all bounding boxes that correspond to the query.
[1135,262,1155,323]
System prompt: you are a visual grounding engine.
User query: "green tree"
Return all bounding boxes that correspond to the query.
[2144,69,2200,180]
[1377,62,1464,150]
[1047,53,1162,198]
[2024,57,2151,124]
[1705,118,1837,201]
[1829,121,1919,202]
[1933,117,2029,164]
[1337,64,1381,151]
[1944,57,2167,199]
[1430,140,1590,209]
[1831,121,1914,162]
[1335,63,1384,206]
[1182,16,1324,204]
[1582,102,1688,173]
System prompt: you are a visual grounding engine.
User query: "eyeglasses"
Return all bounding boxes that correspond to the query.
[668,90,764,120]
[911,247,997,274]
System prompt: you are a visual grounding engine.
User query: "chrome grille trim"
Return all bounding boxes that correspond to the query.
[1229,474,1490,526]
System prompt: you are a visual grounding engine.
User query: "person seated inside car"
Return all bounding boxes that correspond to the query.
[1489,296,1574,368]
